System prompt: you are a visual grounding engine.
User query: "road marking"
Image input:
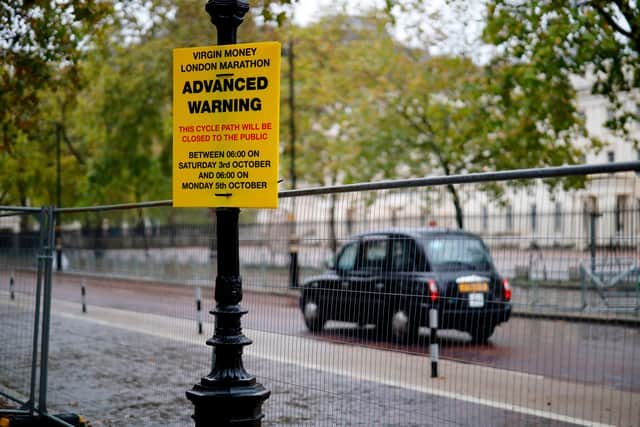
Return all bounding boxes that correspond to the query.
[47,300,623,427]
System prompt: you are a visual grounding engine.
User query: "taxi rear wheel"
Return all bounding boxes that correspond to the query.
[469,323,496,344]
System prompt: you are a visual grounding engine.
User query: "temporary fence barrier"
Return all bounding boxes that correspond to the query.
[0,207,63,424]
[1,162,639,426]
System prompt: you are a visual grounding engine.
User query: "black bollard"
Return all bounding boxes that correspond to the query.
[81,283,87,314]
[186,2,270,425]
[10,275,15,300]
[429,308,438,378]
[196,287,203,335]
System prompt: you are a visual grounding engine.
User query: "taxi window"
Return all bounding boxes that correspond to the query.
[391,238,417,271]
[337,242,358,271]
[361,239,388,270]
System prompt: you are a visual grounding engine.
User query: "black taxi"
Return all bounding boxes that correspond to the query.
[299,228,512,343]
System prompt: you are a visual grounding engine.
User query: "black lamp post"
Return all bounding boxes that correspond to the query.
[285,39,299,288]
[186,1,270,426]
[287,39,296,192]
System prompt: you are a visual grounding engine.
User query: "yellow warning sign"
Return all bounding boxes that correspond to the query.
[172,41,281,208]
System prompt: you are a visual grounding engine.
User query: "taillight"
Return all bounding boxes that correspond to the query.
[427,279,438,302]
[502,278,512,301]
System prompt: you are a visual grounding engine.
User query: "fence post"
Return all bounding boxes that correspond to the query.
[38,206,56,414]
[590,211,600,275]
[186,2,270,426]
[579,266,586,310]
[26,208,48,414]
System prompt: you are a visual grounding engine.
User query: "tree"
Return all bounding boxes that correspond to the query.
[482,0,639,145]
[76,39,172,207]
[371,50,595,228]
[0,0,113,158]
[368,54,491,228]
[282,5,597,230]
[281,13,401,250]
[0,1,114,230]
[67,0,266,205]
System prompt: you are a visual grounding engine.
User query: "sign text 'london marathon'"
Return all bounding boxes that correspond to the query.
[180,47,270,72]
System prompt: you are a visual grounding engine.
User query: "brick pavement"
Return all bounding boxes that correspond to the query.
[5,300,627,427]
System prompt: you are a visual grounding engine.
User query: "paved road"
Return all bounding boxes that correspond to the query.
[41,273,640,393]
[2,271,640,426]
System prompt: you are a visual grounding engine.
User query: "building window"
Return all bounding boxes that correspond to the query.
[615,195,628,233]
[530,203,537,232]
[554,202,563,233]
[607,151,615,162]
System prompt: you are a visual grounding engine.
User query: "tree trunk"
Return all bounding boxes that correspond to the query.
[136,207,149,255]
[19,192,29,232]
[329,193,338,255]
[447,183,464,229]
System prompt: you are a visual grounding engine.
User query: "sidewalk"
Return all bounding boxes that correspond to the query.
[28,298,637,427]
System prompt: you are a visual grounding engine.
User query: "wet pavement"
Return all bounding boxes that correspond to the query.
[41,309,594,426]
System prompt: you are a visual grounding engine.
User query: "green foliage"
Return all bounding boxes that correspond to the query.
[482,0,639,146]
[282,6,600,227]
[281,12,398,187]
[77,38,171,205]
[0,0,114,208]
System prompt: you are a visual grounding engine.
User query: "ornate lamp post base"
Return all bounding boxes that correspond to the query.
[187,294,270,426]
[188,381,270,426]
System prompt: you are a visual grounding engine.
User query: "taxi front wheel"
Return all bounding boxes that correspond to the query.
[380,308,419,344]
[302,300,325,332]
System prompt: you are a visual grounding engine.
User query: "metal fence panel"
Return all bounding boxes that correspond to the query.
[0,209,45,412]
[2,164,640,426]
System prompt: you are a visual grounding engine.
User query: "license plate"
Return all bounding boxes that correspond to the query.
[458,282,488,293]
[468,293,484,308]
